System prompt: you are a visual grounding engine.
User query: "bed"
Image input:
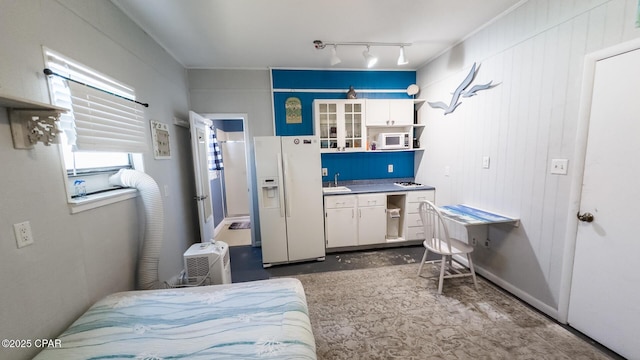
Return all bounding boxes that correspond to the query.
[34,278,316,359]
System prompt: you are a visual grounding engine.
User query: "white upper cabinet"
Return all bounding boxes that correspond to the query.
[314,100,366,152]
[365,99,414,126]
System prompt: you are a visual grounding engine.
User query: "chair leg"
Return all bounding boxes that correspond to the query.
[467,253,478,290]
[438,255,446,294]
[417,248,429,276]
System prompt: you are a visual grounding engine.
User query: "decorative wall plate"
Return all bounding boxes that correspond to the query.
[150,120,171,159]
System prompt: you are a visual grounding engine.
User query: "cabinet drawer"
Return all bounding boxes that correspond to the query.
[406,190,435,203]
[405,212,423,228]
[324,195,356,209]
[407,226,427,241]
[357,193,386,207]
[406,201,427,214]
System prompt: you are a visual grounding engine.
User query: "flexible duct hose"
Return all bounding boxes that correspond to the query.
[109,169,164,290]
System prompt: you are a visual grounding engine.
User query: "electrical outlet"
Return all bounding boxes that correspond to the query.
[471,237,477,246]
[483,238,490,248]
[388,164,393,173]
[322,168,328,176]
[550,159,569,175]
[14,221,34,248]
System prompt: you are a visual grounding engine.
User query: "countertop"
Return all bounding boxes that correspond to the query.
[323,182,435,196]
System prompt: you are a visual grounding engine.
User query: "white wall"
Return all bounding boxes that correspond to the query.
[188,69,273,245]
[0,1,192,358]
[415,0,640,319]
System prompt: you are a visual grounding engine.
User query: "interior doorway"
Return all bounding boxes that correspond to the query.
[205,114,253,247]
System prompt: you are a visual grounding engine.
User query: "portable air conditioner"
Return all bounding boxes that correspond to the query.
[183,241,231,285]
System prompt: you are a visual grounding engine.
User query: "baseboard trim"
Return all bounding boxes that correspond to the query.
[452,254,561,322]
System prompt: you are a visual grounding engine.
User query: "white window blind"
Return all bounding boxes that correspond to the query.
[45,49,148,153]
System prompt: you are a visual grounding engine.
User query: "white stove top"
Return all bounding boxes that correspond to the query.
[394,181,423,188]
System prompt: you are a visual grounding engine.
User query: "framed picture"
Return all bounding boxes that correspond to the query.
[150,120,171,159]
[285,97,302,124]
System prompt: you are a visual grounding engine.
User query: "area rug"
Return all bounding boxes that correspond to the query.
[289,264,612,360]
[228,221,250,230]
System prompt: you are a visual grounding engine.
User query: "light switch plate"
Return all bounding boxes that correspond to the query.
[388,164,393,173]
[551,159,569,175]
[482,156,490,169]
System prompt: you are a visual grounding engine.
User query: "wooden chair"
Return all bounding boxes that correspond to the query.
[416,200,478,294]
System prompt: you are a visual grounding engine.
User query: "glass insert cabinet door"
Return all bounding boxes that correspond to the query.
[314,100,365,152]
[343,102,362,150]
[317,103,338,150]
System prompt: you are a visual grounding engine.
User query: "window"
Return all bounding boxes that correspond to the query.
[44,48,146,210]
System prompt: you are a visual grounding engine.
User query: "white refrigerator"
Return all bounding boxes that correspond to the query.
[254,136,325,267]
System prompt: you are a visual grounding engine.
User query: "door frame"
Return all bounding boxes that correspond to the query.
[203,113,256,246]
[557,37,640,323]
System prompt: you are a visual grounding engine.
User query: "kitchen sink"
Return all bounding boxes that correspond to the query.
[322,186,351,193]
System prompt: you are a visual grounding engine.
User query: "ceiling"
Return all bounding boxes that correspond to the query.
[112,0,524,70]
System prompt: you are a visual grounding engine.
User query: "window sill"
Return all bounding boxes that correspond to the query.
[69,188,138,214]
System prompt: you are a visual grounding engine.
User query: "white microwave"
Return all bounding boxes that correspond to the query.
[377,132,410,150]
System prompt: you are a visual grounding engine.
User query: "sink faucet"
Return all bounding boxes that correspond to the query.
[334,173,340,187]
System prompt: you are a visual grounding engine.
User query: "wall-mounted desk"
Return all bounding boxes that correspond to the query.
[439,204,519,247]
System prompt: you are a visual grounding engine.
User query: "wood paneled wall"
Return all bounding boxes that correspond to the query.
[416,0,640,319]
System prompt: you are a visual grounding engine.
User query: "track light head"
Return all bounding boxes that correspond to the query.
[330,45,341,66]
[363,46,377,68]
[397,46,408,65]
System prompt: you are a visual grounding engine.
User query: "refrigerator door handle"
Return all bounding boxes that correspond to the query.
[282,153,292,218]
[276,153,286,218]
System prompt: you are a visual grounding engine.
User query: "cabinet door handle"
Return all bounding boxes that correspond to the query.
[359,209,361,218]
[352,209,355,218]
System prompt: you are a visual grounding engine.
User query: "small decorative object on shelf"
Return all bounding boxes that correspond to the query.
[9,109,63,149]
[346,86,357,99]
[1,94,67,149]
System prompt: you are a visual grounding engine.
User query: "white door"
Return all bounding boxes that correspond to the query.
[568,48,640,359]
[189,111,215,243]
[221,138,249,216]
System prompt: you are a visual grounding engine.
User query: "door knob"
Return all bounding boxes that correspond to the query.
[577,211,594,222]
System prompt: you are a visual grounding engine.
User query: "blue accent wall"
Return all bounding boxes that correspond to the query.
[271,69,417,181]
[321,151,415,182]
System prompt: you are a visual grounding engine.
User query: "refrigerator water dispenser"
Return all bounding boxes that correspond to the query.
[260,177,280,208]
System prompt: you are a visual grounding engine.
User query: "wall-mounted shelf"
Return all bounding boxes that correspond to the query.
[1,93,67,149]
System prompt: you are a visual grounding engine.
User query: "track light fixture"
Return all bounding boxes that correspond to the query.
[313,40,411,67]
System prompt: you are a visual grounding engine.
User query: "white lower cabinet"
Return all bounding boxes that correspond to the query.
[356,194,387,245]
[404,190,436,240]
[324,190,436,249]
[324,195,357,248]
[324,193,387,249]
